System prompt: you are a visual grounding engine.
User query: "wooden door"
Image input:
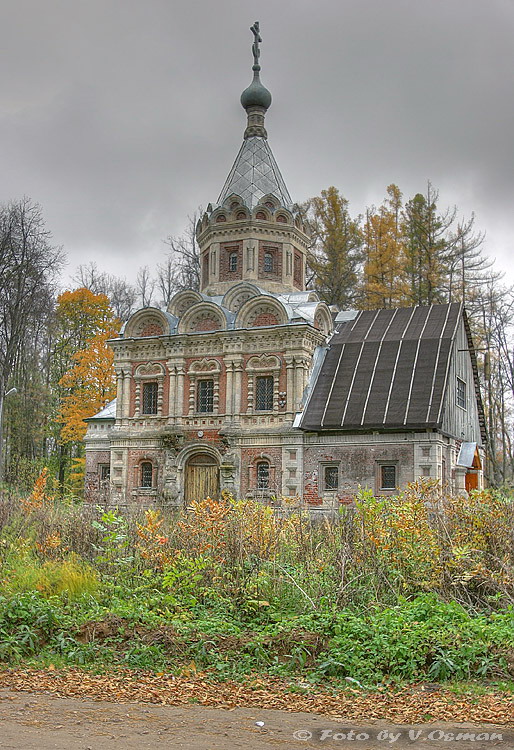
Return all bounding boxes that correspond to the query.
[184,454,219,504]
[465,471,479,492]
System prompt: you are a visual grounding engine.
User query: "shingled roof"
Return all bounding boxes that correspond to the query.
[300,303,463,431]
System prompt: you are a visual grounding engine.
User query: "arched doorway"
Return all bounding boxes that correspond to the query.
[184,453,220,504]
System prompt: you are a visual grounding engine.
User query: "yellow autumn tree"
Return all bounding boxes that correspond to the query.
[56,289,120,444]
[58,330,118,443]
[361,184,409,309]
[307,187,363,309]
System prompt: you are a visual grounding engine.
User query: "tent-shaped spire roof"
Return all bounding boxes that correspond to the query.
[217,22,292,210]
[217,138,292,209]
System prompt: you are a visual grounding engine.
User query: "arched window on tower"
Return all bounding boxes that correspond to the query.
[263,252,274,273]
[229,252,238,272]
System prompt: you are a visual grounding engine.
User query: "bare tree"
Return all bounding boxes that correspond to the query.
[72,262,137,320]
[136,266,155,308]
[0,198,64,480]
[161,210,202,297]
[156,255,176,309]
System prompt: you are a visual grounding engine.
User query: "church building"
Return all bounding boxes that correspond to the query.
[84,23,485,508]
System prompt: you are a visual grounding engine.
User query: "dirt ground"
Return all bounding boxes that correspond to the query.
[0,688,511,750]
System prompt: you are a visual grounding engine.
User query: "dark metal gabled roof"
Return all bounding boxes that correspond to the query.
[299,303,462,431]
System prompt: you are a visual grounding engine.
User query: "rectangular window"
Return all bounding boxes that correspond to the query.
[324,465,339,491]
[380,464,397,490]
[457,377,466,409]
[255,375,274,411]
[142,381,158,414]
[99,464,110,481]
[263,252,274,273]
[256,461,270,489]
[229,252,238,272]
[140,462,153,488]
[197,379,214,413]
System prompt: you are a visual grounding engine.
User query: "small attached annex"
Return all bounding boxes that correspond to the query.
[298,303,486,504]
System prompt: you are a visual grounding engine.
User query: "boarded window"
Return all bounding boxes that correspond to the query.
[255,375,274,411]
[197,379,214,413]
[380,465,396,490]
[457,377,466,409]
[256,461,270,489]
[140,462,153,488]
[324,465,339,490]
[142,382,158,414]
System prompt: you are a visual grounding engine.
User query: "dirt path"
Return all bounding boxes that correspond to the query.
[0,689,511,750]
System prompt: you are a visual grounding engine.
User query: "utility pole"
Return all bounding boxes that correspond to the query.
[0,387,17,484]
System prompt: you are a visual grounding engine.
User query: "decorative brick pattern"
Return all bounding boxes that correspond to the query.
[219,242,243,282]
[241,447,282,497]
[194,317,219,332]
[139,323,164,337]
[294,252,303,288]
[251,312,279,327]
[258,241,283,283]
[202,253,209,286]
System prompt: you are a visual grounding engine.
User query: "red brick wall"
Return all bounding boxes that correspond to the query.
[240,352,287,413]
[219,241,243,282]
[251,312,279,327]
[302,443,415,504]
[139,323,164,337]
[183,357,226,416]
[240,446,282,497]
[294,252,303,289]
[258,241,283,283]
[127,449,161,494]
[202,252,209,287]
[194,318,220,332]
[129,360,169,417]
[85,449,111,503]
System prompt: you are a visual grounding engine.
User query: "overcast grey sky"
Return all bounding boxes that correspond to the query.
[1,0,513,288]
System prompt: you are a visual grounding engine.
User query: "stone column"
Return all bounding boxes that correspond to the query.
[176,366,185,424]
[157,377,164,417]
[225,362,233,418]
[122,371,131,421]
[115,369,124,421]
[168,364,177,423]
[233,359,244,422]
[285,356,294,413]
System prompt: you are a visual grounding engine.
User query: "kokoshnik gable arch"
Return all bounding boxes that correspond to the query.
[84,22,485,508]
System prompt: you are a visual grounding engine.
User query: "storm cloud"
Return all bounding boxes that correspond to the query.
[1,0,513,284]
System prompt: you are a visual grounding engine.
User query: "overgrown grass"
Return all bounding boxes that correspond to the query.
[0,477,513,686]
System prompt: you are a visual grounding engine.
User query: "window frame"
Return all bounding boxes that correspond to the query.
[255,375,274,412]
[263,251,274,273]
[322,464,339,492]
[379,463,397,491]
[99,464,110,482]
[140,461,153,489]
[256,460,270,489]
[229,252,238,272]
[456,377,467,410]
[196,378,214,414]
[142,381,158,415]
